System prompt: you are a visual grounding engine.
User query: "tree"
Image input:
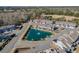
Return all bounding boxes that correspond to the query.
[73,19,79,25]
[74,13,79,17]
[0,20,4,26]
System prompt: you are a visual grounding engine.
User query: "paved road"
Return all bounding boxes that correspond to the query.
[0,22,31,53]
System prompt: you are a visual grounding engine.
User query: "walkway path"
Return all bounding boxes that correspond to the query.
[0,22,31,53]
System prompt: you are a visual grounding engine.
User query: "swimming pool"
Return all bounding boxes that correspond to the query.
[25,28,52,41]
